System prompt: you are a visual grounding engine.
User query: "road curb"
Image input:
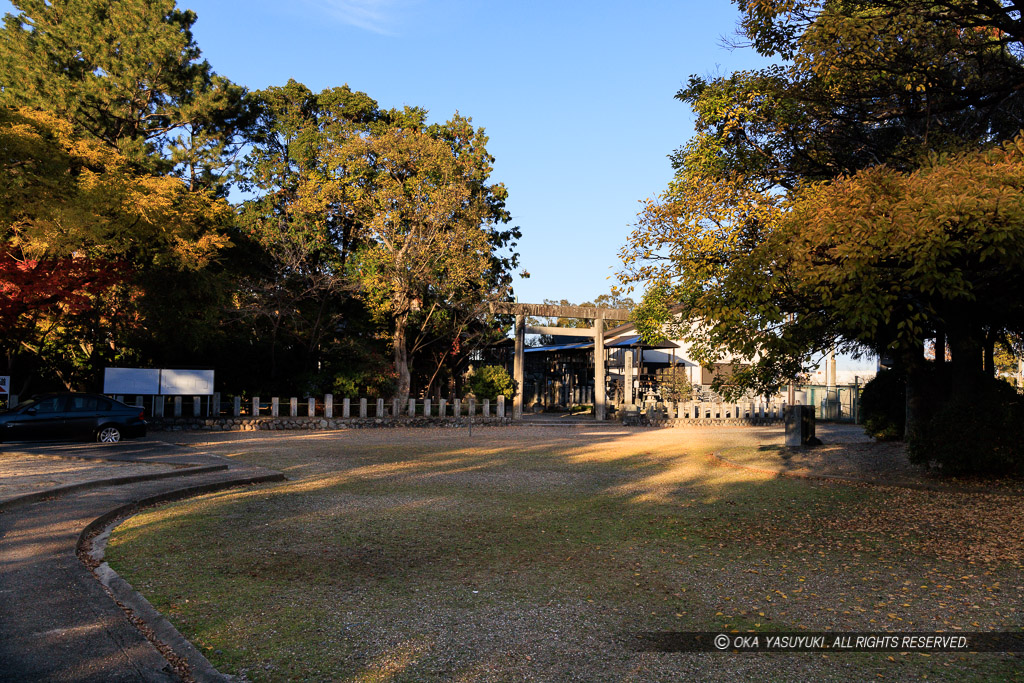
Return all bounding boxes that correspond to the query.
[78,470,286,682]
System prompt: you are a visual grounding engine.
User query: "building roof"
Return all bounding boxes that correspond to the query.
[524,334,678,353]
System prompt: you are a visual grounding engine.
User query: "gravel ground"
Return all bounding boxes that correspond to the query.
[0,452,176,503]
[106,424,1022,682]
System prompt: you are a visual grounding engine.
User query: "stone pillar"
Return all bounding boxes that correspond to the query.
[513,314,525,420]
[8,395,17,409]
[424,398,431,417]
[211,392,220,417]
[483,399,490,417]
[173,396,182,417]
[497,395,505,418]
[233,396,241,417]
[468,397,476,417]
[193,396,202,417]
[454,398,462,418]
[325,394,334,418]
[135,396,144,409]
[271,397,279,417]
[377,399,385,417]
[678,402,686,420]
[343,397,351,419]
[393,398,401,417]
[594,314,606,421]
[759,403,765,420]
[308,397,316,417]
[359,398,367,418]
[290,397,298,417]
[408,398,416,416]
[624,350,634,408]
[154,397,165,417]
[440,398,447,418]
[785,405,816,446]
[252,396,260,417]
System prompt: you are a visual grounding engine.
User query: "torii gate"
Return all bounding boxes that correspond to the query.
[491,302,633,420]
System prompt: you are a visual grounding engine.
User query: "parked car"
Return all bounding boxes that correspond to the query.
[0,393,147,443]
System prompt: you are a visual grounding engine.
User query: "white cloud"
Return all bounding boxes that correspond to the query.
[301,0,413,35]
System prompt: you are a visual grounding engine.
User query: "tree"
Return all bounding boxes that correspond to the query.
[0,107,232,391]
[621,0,1024,411]
[0,0,251,193]
[340,126,513,405]
[235,84,519,397]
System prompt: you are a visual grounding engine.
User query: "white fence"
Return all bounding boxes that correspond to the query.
[103,393,508,420]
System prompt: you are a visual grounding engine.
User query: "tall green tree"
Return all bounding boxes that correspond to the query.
[237,82,520,399]
[0,0,251,193]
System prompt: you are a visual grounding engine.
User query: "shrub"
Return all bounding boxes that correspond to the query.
[467,365,515,400]
[657,368,694,402]
[859,369,906,440]
[908,379,1024,476]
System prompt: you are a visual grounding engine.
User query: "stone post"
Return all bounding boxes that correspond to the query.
[193,396,202,417]
[173,396,182,417]
[468,397,476,417]
[678,402,686,420]
[211,392,220,417]
[359,398,367,418]
[343,397,351,419]
[785,405,816,446]
[408,398,416,416]
[497,395,505,418]
[483,399,490,417]
[308,397,316,417]
[513,314,525,419]
[290,397,298,417]
[439,399,447,418]
[154,397,165,417]
[271,397,279,417]
[377,399,385,417]
[594,313,606,421]
[424,398,431,417]
[135,396,144,409]
[624,350,634,408]
[253,397,260,417]
[454,398,462,418]
[325,394,333,418]
[233,396,241,417]
[393,398,401,417]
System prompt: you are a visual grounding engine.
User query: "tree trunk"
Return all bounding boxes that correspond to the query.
[947,328,984,397]
[902,343,928,441]
[983,329,997,378]
[934,330,946,366]
[393,312,411,405]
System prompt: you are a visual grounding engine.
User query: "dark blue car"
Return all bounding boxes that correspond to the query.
[0,393,148,443]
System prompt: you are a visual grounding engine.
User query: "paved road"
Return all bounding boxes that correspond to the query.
[0,438,283,682]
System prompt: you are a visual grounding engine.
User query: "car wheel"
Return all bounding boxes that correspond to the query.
[97,425,121,443]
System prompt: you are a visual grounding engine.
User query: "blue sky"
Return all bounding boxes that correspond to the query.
[1,0,773,305]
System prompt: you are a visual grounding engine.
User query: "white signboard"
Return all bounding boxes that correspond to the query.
[104,368,160,395]
[159,369,215,396]
[0,376,9,395]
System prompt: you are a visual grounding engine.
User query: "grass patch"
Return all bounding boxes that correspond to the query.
[107,427,1024,681]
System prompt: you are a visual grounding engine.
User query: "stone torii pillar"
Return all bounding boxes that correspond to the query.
[594,312,607,420]
[514,314,526,420]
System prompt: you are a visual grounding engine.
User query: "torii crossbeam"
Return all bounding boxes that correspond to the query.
[490,302,632,420]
